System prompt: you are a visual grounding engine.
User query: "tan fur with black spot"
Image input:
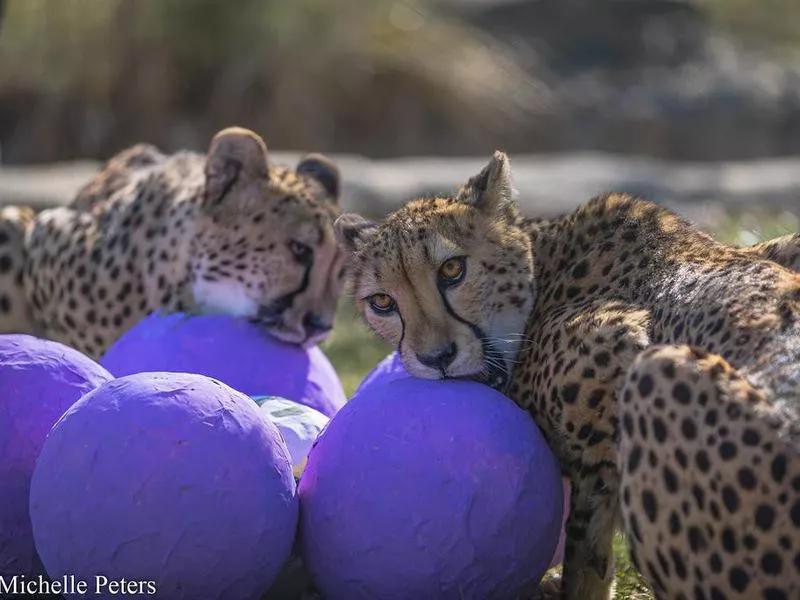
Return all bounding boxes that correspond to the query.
[0,205,37,334]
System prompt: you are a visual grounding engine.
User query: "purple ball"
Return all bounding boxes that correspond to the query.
[0,334,112,577]
[299,376,564,600]
[357,352,571,569]
[29,372,298,600]
[354,351,410,395]
[100,312,346,417]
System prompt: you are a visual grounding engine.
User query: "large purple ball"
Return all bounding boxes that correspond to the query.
[100,312,346,417]
[29,372,298,600]
[357,352,571,568]
[299,376,564,600]
[0,334,112,577]
[354,351,409,395]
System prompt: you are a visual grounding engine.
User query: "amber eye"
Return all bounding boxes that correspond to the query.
[288,240,312,262]
[438,257,466,286]
[367,293,396,315]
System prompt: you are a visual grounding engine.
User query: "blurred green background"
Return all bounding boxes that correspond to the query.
[1,3,799,596]
[2,0,800,162]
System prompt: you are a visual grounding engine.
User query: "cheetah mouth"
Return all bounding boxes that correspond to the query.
[248,314,332,347]
[441,343,510,390]
[472,370,508,390]
[249,315,281,328]
[478,343,511,390]
[248,315,294,341]
[462,360,509,391]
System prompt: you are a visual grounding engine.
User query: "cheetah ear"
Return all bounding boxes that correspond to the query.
[296,153,341,202]
[204,127,269,208]
[455,150,517,218]
[334,213,379,253]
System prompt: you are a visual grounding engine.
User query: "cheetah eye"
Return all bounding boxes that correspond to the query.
[367,293,396,315]
[288,240,312,262]
[438,256,466,286]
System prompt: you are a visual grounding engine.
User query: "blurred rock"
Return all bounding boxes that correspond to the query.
[455,0,800,161]
[2,152,798,231]
[0,161,99,210]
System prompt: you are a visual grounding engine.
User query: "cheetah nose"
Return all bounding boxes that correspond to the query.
[302,312,333,335]
[416,343,457,370]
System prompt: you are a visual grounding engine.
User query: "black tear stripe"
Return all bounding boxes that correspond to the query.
[268,254,313,315]
[436,282,508,388]
[396,236,409,354]
[397,309,406,354]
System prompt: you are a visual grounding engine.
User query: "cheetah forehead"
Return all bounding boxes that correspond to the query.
[354,201,485,269]
[349,191,511,286]
[353,228,465,295]
[426,233,463,265]
[379,201,476,243]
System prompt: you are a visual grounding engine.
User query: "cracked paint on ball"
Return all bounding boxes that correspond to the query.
[29,372,298,600]
[299,375,564,600]
[0,334,112,577]
[100,312,346,417]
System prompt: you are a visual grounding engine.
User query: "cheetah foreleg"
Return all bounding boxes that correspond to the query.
[560,470,618,600]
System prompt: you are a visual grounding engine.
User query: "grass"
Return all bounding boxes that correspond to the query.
[698,0,800,55]
[320,303,390,397]
[316,208,797,599]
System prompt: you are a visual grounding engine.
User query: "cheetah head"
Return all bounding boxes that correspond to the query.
[335,151,535,388]
[191,127,346,347]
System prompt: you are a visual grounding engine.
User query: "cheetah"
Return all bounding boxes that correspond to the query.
[0,126,346,358]
[0,205,36,334]
[334,151,800,599]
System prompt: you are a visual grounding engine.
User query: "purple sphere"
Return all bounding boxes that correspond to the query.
[100,312,346,417]
[357,352,571,568]
[29,372,298,600]
[354,351,410,395]
[299,376,564,600]
[0,334,112,577]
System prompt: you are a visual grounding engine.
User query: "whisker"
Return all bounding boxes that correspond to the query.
[480,334,535,343]
[491,347,528,355]
[483,354,521,368]
[480,337,535,350]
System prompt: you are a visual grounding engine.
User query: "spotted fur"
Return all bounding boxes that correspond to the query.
[336,152,800,599]
[0,127,346,357]
[0,205,37,335]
